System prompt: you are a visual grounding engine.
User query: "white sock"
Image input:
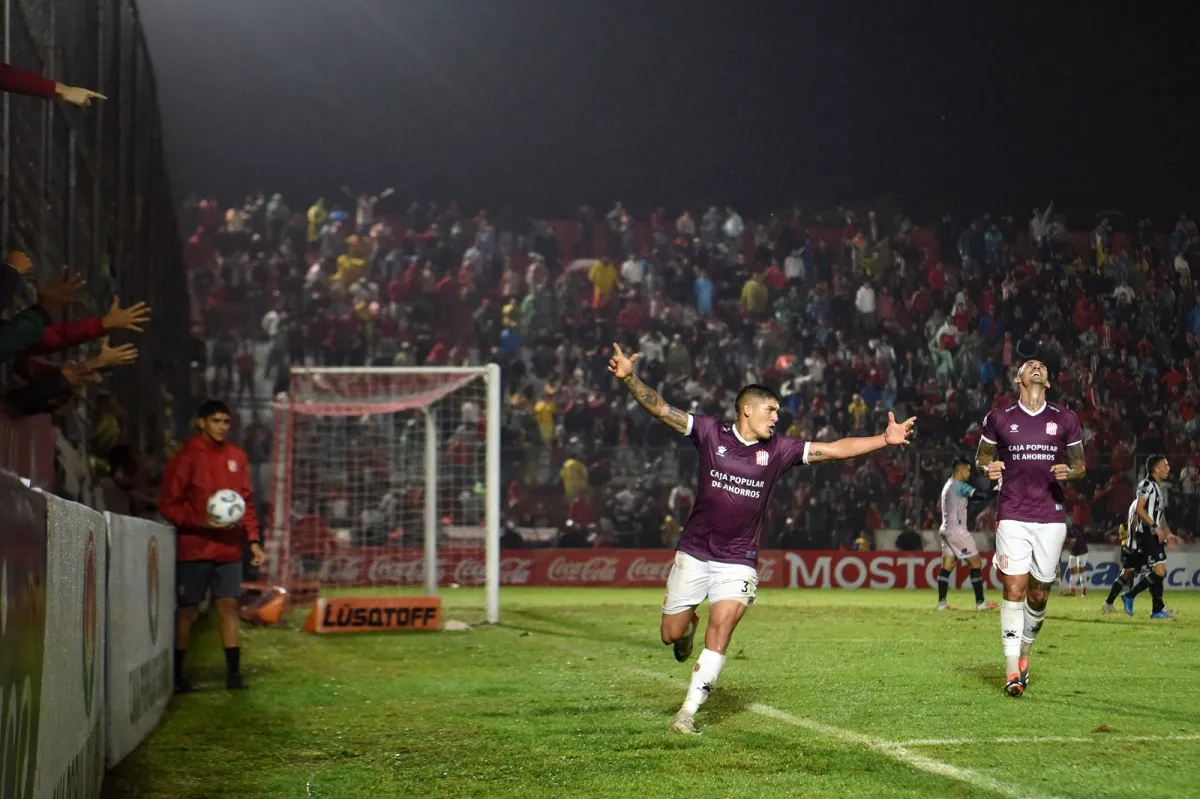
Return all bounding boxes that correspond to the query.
[1020,601,1046,660]
[1001,600,1023,675]
[681,648,726,716]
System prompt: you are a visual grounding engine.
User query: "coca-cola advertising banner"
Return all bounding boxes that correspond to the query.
[309,547,1200,590]
[310,549,982,589]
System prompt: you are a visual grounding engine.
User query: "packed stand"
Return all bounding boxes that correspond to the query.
[182,190,1200,552]
[0,61,169,515]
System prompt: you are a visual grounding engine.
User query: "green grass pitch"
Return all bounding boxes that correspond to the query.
[103,588,1200,798]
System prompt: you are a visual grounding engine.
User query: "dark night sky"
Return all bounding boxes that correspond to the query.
[138,1,1198,224]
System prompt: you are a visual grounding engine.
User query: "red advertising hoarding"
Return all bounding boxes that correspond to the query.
[310,548,1003,590]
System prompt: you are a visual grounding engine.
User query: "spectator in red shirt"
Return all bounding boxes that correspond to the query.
[0,61,105,106]
[158,400,264,692]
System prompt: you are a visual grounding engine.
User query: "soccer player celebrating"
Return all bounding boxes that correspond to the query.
[935,458,997,611]
[1103,456,1178,619]
[975,360,1085,697]
[607,343,915,734]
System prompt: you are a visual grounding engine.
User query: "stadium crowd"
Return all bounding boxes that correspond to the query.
[0,61,163,515]
[178,189,1200,553]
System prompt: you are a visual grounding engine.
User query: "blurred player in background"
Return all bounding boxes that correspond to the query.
[1101,517,1147,612]
[608,343,915,734]
[1060,526,1088,597]
[1104,456,1178,619]
[975,360,1085,697]
[935,458,997,611]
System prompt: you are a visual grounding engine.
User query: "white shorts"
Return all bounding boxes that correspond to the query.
[995,520,1067,584]
[661,551,758,615]
[940,527,979,562]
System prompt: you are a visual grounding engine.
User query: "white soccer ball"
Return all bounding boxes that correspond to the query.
[207,489,246,526]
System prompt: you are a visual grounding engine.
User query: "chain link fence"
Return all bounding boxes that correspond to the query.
[2,0,192,472]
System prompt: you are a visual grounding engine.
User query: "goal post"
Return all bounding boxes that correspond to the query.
[267,364,503,624]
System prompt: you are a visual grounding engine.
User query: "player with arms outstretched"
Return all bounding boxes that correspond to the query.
[608,343,916,734]
[975,360,1085,697]
[935,458,998,611]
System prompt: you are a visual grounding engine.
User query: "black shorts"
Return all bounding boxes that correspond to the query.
[177,560,243,606]
[1121,535,1167,572]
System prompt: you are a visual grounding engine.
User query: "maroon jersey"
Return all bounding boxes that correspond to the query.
[676,414,809,567]
[980,402,1082,524]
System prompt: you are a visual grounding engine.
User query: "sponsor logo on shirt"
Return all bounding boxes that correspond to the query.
[228,459,238,472]
[756,450,769,467]
[1045,422,1058,435]
[715,446,727,457]
[1009,424,1019,432]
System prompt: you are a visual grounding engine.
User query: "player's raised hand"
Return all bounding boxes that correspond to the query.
[608,343,639,380]
[883,412,916,446]
[985,461,1005,481]
[1050,464,1072,482]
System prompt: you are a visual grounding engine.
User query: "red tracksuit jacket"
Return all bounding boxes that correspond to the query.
[158,433,260,563]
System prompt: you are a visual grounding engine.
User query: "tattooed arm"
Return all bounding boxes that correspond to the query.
[621,373,691,434]
[1065,442,1086,481]
[1052,442,1087,483]
[976,439,1004,481]
[806,412,915,463]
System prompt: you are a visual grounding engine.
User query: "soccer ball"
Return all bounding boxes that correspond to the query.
[207,489,246,526]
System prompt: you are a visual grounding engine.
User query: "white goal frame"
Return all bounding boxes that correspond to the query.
[270,364,503,623]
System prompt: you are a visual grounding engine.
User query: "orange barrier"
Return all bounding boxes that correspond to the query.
[302,596,441,633]
[240,586,290,626]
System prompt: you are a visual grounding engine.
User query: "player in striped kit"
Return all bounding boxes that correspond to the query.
[935,458,997,611]
[1102,456,1178,619]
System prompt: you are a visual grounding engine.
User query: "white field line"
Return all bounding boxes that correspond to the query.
[629,667,1058,799]
[899,733,1200,747]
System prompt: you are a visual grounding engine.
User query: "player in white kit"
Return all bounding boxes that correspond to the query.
[935,458,998,611]
[608,343,915,733]
[974,360,1085,697]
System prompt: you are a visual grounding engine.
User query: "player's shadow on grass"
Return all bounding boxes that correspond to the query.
[961,661,1006,689]
[655,686,749,727]
[504,609,659,651]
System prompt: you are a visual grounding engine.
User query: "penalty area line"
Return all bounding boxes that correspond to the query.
[899,733,1200,747]
[629,668,1059,799]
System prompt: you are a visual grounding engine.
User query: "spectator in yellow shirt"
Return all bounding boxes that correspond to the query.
[335,253,366,286]
[661,514,681,548]
[848,394,869,432]
[533,386,558,444]
[589,258,618,308]
[560,457,589,501]
[740,273,768,316]
[307,198,328,244]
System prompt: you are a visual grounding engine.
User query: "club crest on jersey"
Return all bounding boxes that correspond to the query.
[716,446,727,457]
[1045,422,1058,435]
[228,459,238,472]
[756,450,769,466]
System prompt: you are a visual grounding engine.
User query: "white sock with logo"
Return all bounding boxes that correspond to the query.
[1020,601,1046,660]
[681,648,726,716]
[1001,600,1023,675]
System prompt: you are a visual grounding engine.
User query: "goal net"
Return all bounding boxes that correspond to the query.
[266,365,502,623]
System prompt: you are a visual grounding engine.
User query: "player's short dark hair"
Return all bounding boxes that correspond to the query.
[734,384,780,413]
[1146,454,1167,474]
[197,399,231,419]
[951,457,972,471]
